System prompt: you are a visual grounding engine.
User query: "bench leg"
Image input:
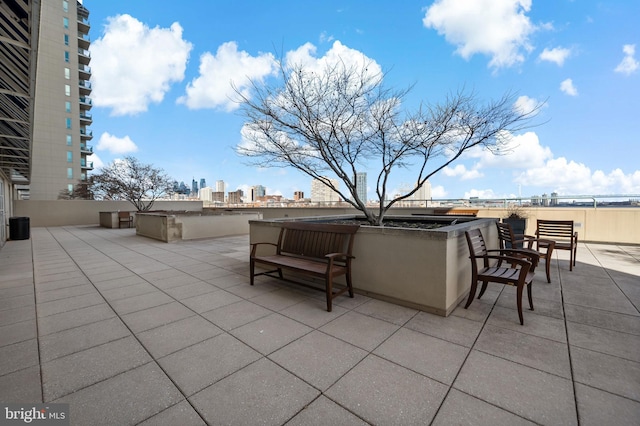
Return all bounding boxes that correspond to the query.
[325,277,333,312]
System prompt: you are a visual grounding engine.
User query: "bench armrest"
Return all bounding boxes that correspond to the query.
[250,242,278,257]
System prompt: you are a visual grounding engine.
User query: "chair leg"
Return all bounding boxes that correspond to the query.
[464,279,478,309]
[249,260,255,286]
[516,284,524,325]
[527,282,534,311]
[478,280,489,299]
[346,271,354,298]
[325,277,333,312]
[545,256,551,283]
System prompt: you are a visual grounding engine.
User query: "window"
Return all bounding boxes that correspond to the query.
[63,17,69,29]
[65,118,72,129]
[67,168,73,179]
[66,135,72,146]
[81,173,86,181]
[64,34,69,46]
[67,151,73,162]
[64,68,70,79]
[68,184,74,193]
[64,51,69,62]
[65,85,70,96]
[65,101,71,113]
[63,1,68,12]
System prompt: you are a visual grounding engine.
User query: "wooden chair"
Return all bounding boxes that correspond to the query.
[118,211,133,228]
[535,220,578,271]
[464,228,539,325]
[496,222,555,283]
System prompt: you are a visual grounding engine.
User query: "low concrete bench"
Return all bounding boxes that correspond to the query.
[250,222,360,311]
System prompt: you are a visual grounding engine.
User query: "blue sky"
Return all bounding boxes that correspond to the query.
[85,0,639,200]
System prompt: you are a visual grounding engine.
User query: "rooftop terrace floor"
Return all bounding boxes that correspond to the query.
[1,225,639,425]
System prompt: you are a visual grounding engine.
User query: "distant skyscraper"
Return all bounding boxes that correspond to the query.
[200,178,206,190]
[293,191,304,200]
[355,172,367,203]
[199,186,212,202]
[191,179,198,194]
[412,180,432,206]
[228,189,243,204]
[215,180,226,193]
[311,177,340,203]
[30,1,94,199]
[250,185,266,202]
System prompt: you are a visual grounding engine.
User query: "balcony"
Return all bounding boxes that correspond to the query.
[80,160,93,170]
[78,79,91,95]
[80,144,93,154]
[77,16,90,33]
[79,128,93,140]
[77,48,91,65]
[78,64,91,80]
[79,111,92,125]
[79,96,92,110]
[0,221,637,425]
[77,33,90,50]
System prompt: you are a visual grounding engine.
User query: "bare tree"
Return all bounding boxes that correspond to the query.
[236,60,542,225]
[58,179,95,200]
[90,156,174,211]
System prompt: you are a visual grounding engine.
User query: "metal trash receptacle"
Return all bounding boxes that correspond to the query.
[9,217,30,240]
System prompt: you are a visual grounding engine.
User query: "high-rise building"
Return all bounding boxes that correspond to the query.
[199,186,212,202]
[293,191,304,200]
[30,0,93,199]
[191,179,198,194]
[311,177,340,203]
[200,178,206,190]
[250,185,266,202]
[228,189,243,204]
[355,172,367,203]
[411,180,432,207]
[215,180,226,193]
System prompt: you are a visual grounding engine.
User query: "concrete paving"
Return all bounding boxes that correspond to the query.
[1,225,639,425]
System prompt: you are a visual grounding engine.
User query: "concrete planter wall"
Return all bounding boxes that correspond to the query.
[137,211,262,242]
[249,215,498,316]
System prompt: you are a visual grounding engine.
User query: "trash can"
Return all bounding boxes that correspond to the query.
[9,217,30,240]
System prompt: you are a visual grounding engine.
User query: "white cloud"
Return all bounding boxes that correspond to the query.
[539,46,571,66]
[423,0,536,69]
[442,164,483,180]
[560,78,578,96]
[614,44,639,75]
[91,15,192,116]
[178,42,277,111]
[468,131,553,169]
[514,95,540,115]
[96,132,138,154]
[431,185,448,198]
[285,40,381,77]
[89,153,105,170]
[515,158,640,194]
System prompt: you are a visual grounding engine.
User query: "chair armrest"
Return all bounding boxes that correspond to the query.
[483,254,533,270]
[250,242,278,257]
[486,249,540,264]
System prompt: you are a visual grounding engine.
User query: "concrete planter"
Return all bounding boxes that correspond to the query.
[136,210,262,242]
[249,215,499,316]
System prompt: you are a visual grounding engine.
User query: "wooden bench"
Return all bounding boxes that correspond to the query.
[250,222,360,311]
[535,220,578,271]
[433,208,479,216]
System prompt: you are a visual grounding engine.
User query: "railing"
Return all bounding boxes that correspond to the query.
[79,80,92,89]
[79,96,92,105]
[79,64,91,74]
[77,48,91,58]
[80,112,92,120]
[79,129,93,138]
[80,144,93,153]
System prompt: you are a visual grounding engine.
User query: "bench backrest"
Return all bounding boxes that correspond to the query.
[278,222,360,259]
[536,220,575,241]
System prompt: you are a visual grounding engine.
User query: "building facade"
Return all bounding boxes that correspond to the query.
[30,0,93,200]
[250,185,266,202]
[311,177,340,203]
[355,172,367,203]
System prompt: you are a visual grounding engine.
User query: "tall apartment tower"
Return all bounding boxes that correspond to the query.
[30,0,93,199]
[355,172,367,203]
[215,180,226,193]
[250,185,266,202]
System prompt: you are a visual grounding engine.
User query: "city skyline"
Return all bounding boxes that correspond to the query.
[85,1,639,201]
